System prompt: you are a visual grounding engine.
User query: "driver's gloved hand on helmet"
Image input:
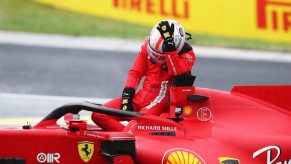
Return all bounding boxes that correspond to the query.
[156,20,177,52]
[120,87,135,111]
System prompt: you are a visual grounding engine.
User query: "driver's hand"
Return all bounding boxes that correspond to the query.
[120,87,135,111]
[157,20,174,40]
[156,20,177,52]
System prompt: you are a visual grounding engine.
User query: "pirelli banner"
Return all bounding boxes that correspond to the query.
[34,0,291,43]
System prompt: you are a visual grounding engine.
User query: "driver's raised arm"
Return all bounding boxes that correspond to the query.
[156,21,195,76]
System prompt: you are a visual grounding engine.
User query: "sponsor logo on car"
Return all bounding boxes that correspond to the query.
[137,125,177,131]
[162,148,205,164]
[197,107,212,122]
[83,131,105,139]
[218,157,240,164]
[183,106,193,115]
[253,145,291,164]
[78,141,94,163]
[37,152,60,163]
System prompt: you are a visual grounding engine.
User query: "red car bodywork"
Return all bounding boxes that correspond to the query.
[0,85,291,164]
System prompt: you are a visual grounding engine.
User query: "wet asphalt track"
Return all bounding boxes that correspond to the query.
[1,43,291,99]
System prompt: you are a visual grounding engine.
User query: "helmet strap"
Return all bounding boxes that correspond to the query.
[185,32,192,41]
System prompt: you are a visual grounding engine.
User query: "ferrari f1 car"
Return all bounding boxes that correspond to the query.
[0,76,291,164]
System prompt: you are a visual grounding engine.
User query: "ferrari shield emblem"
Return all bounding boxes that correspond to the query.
[78,141,94,162]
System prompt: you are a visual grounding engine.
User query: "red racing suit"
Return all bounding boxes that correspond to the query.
[91,39,195,131]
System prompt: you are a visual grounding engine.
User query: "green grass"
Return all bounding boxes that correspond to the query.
[0,0,290,51]
[0,0,150,39]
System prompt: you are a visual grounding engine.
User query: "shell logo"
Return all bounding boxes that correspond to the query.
[183,106,193,115]
[162,148,205,164]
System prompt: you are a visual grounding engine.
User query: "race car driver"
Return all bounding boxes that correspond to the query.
[91,20,196,131]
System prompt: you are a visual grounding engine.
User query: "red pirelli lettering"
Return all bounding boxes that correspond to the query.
[113,0,189,19]
[146,0,155,14]
[272,11,278,30]
[283,12,291,31]
[257,0,291,32]
[131,0,142,12]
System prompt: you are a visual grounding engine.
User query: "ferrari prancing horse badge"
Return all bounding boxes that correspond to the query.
[78,141,94,162]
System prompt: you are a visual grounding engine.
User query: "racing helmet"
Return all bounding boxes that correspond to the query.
[147,20,186,64]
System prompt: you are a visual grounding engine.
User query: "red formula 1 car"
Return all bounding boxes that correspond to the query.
[0,78,291,164]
